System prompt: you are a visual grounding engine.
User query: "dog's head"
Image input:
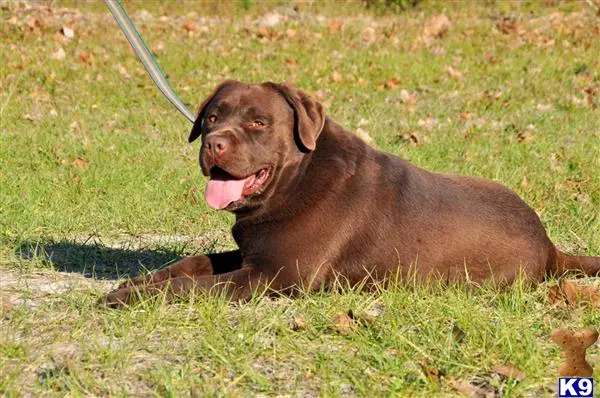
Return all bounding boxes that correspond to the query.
[189,80,325,211]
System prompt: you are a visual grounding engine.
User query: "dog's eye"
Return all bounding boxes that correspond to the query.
[249,120,265,128]
[207,115,217,123]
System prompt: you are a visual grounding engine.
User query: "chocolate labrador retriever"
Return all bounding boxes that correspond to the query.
[104,80,599,307]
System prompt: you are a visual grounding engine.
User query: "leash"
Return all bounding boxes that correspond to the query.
[104,0,196,124]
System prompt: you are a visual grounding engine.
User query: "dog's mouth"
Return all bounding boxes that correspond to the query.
[205,166,272,210]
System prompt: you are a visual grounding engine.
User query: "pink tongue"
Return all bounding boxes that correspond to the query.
[205,177,249,209]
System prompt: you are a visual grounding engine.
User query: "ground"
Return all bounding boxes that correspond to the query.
[1,0,599,396]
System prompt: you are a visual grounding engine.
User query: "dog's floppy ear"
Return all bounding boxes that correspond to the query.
[267,82,325,152]
[188,80,238,143]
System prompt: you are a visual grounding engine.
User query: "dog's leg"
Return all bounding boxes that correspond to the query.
[118,250,242,288]
[103,266,271,308]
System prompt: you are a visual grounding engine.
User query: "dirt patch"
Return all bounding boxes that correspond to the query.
[1,268,112,311]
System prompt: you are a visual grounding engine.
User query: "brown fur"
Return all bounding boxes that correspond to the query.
[104,81,600,307]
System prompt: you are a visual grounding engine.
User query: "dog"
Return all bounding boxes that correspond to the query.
[104,80,599,307]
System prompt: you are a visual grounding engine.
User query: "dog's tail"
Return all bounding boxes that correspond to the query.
[550,247,600,277]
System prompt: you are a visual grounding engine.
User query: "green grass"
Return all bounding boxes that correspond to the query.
[1,0,599,396]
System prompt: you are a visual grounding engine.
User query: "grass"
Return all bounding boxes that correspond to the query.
[1,0,599,396]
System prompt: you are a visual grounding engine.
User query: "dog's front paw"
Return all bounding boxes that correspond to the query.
[100,287,136,309]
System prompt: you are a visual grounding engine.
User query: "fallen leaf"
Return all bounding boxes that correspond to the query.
[418,117,438,130]
[52,47,66,61]
[182,21,199,32]
[496,17,517,35]
[258,12,282,28]
[363,301,384,318]
[30,88,49,101]
[328,19,344,33]
[484,53,502,64]
[116,64,131,80]
[364,366,378,378]
[398,132,419,145]
[548,281,600,307]
[362,27,376,44]
[547,283,566,306]
[484,90,503,101]
[516,130,534,143]
[419,362,443,383]
[583,87,597,108]
[424,14,451,39]
[572,193,590,203]
[562,281,599,306]
[354,128,373,144]
[60,25,74,39]
[21,113,40,122]
[548,152,561,172]
[492,364,526,381]
[286,29,296,38]
[399,89,416,104]
[384,77,400,89]
[446,65,463,80]
[72,158,88,168]
[27,17,45,32]
[448,377,491,397]
[257,26,273,39]
[290,314,307,331]
[332,312,355,335]
[134,9,153,21]
[78,51,93,66]
[331,71,343,82]
[153,41,165,53]
[356,301,384,324]
[284,58,298,68]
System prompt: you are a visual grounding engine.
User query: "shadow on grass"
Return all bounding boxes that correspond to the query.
[16,240,184,280]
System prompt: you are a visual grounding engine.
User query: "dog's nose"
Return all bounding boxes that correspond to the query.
[205,135,231,159]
